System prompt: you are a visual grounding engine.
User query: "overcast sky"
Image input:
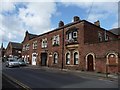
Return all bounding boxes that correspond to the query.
[0,0,119,48]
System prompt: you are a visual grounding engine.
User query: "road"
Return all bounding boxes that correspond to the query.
[2,74,23,89]
[2,64,118,89]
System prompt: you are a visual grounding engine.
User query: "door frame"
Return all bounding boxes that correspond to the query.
[41,52,48,66]
[85,53,95,71]
[32,53,37,65]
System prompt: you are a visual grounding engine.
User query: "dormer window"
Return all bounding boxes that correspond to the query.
[42,38,47,48]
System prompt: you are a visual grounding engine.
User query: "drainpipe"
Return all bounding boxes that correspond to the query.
[61,27,64,70]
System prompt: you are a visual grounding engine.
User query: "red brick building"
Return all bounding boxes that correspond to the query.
[22,16,120,74]
[5,42,22,58]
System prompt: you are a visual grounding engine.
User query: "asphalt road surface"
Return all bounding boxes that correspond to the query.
[2,65,118,89]
[2,74,23,90]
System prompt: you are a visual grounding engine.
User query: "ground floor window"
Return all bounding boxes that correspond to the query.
[74,52,79,65]
[66,52,70,65]
[53,52,58,64]
[107,53,118,65]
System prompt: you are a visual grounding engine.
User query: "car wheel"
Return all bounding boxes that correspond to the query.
[8,64,11,68]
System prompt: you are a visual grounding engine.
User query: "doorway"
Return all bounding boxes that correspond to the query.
[41,53,47,66]
[32,53,37,65]
[87,55,94,71]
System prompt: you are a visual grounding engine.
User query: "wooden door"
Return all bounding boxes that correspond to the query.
[87,55,94,71]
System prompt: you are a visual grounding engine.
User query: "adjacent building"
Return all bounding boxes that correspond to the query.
[0,43,5,57]
[22,16,120,74]
[5,42,22,58]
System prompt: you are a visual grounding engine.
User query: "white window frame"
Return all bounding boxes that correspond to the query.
[23,45,25,51]
[33,41,37,49]
[74,52,79,65]
[68,33,72,40]
[73,31,77,38]
[52,35,60,46]
[42,38,47,48]
[98,32,102,42]
[66,52,70,65]
[105,35,109,41]
[26,43,30,50]
[53,52,58,64]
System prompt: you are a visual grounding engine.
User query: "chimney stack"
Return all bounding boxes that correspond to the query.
[59,21,64,27]
[26,30,28,35]
[94,20,100,27]
[73,16,80,22]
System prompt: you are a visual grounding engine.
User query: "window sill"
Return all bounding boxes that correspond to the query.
[65,65,79,66]
[52,44,60,47]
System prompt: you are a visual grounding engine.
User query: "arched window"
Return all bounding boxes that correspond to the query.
[53,52,58,64]
[74,52,79,65]
[107,53,118,65]
[66,53,70,65]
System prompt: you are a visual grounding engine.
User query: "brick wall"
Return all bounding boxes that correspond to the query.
[21,17,119,74]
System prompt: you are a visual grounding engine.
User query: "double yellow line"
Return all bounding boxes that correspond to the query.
[2,72,32,90]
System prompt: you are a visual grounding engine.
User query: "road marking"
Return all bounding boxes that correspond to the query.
[3,72,32,90]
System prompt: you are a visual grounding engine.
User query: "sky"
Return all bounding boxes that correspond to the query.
[0,0,119,48]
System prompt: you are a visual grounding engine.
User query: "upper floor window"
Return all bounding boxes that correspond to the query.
[33,41,37,49]
[53,52,58,64]
[23,45,25,51]
[42,38,47,48]
[105,35,109,41]
[67,31,78,40]
[26,43,30,50]
[52,35,60,46]
[98,32,102,42]
[66,27,78,44]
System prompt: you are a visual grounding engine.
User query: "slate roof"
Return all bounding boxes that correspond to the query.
[109,27,120,35]
[10,42,22,49]
[28,33,38,40]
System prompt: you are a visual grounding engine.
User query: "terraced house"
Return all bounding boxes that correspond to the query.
[22,16,120,74]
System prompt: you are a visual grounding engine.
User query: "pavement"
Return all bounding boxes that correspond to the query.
[24,65,118,81]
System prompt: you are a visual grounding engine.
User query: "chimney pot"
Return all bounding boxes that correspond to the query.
[94,20,100,27]
[73,16,80,22]
[59,21,64,27]
[26,30,28,35]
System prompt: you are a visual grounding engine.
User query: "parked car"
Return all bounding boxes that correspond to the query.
[6,58,20,68]
[18,58,26,66]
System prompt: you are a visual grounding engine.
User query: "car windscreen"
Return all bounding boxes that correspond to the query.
[9,59,17,62]
[18,59,24,62]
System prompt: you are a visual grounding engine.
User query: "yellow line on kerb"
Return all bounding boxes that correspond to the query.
[3,72,32,90]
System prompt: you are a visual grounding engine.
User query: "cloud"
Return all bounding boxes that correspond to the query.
[18,2,56,34]
[60,2,118,22]
[0,2,57,46]
[0,2,15,13]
